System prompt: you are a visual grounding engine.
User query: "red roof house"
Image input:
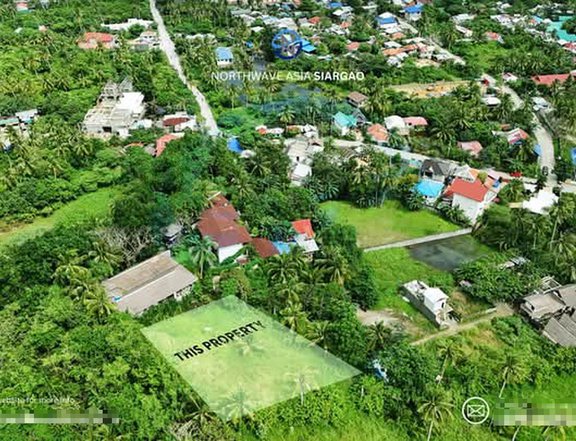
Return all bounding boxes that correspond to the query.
[308,16,321,26]
[78,32,117,50]
[403,116,428,128]
[197,204,251,262]
[347,42,360,52]
[444,178,498,223]
[292,219,314,239]
[252,237,279,258]
[155,134,179,156]
[457,140,483,157]
[531,72,575,87]
[367,123,389,145]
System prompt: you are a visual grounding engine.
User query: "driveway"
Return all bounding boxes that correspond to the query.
[149,0,219,136]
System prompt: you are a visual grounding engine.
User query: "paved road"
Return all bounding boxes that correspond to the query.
[363,228,473,252]
[411,303,514,345]
[334,139,531,183]
[485,74,556,187]
[149,0,219,136]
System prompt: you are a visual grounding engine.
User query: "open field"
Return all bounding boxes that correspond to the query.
[321,200,459,248]
[389,80,470,98]
[0,187,120,247]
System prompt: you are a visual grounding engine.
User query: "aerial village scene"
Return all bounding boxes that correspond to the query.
[0,0,576,440]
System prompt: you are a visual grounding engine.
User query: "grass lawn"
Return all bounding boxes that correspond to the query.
[365,248,453,312]
[0,187,120,247]
[457,42,510,73]
[321,200,459,248]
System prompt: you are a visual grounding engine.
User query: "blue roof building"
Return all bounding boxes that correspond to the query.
[404,4,423,14]
[227,137,243,154]
[301,39,316,53]
[414,179,444,200]
[571,148,576,165]
[215,47,234,66]
[376,16,397,26]
[273,241,292,255]
[328,2,343,9]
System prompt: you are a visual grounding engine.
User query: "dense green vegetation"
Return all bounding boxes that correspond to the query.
[1,0,575,440]
[0,0,199,227]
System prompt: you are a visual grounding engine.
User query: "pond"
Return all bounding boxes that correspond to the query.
[407,235,491,271]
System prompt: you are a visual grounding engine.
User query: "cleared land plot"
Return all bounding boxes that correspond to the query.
[142,296,360,421]
[321,200,458,248]
[389,80,470,98]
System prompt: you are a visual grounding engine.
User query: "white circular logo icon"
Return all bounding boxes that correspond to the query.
[462,397,490,425]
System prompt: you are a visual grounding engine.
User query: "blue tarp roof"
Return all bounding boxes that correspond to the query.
[533,144,542,156]
[414,179,444,198]
[328,2,343,9]
[571,148,576,165]
[404,4,423,13]
[273,241,292,254]
[376,16,396,25]
[227,138,243,154]
[301,39,316,53]
[215,47,233,60]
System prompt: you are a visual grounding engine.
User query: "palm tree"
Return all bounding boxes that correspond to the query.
[436,339,463,383]
[266,253,300,285]
[285,368,318,405]
[189,236,218,278]
[278,106,295,129]
[83,286,115,321]
[281,297,309,334]
[307,320,329,350]
[219,389,254,424]
[367,321,391,352]
[418,388,454,441]
[317,247,349,286]
[498,352,529,398]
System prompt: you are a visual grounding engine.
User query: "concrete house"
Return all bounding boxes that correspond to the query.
[103,251,197,315]
[521,279,576,326]
[83,79,145,137]
[402,280,455,328]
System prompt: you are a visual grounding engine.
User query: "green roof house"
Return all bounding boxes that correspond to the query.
[333,111,357,136]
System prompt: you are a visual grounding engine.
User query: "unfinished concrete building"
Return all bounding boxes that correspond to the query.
[83,78,146,137]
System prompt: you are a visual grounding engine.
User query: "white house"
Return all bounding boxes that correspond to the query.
[444,178,498,223]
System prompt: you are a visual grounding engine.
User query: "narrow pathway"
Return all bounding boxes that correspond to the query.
[149,0,219,136]
[363,228,473,252]
[411,303,514,345]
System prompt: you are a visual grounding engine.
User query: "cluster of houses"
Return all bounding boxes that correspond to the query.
[101,193,319,315]
[83,78,197,151]
[416,158,504,223]
[471,1,576,55]
[521,277,576,347]
[0,109,38,152]
[78,18,160,51]
[214,1,461,70]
